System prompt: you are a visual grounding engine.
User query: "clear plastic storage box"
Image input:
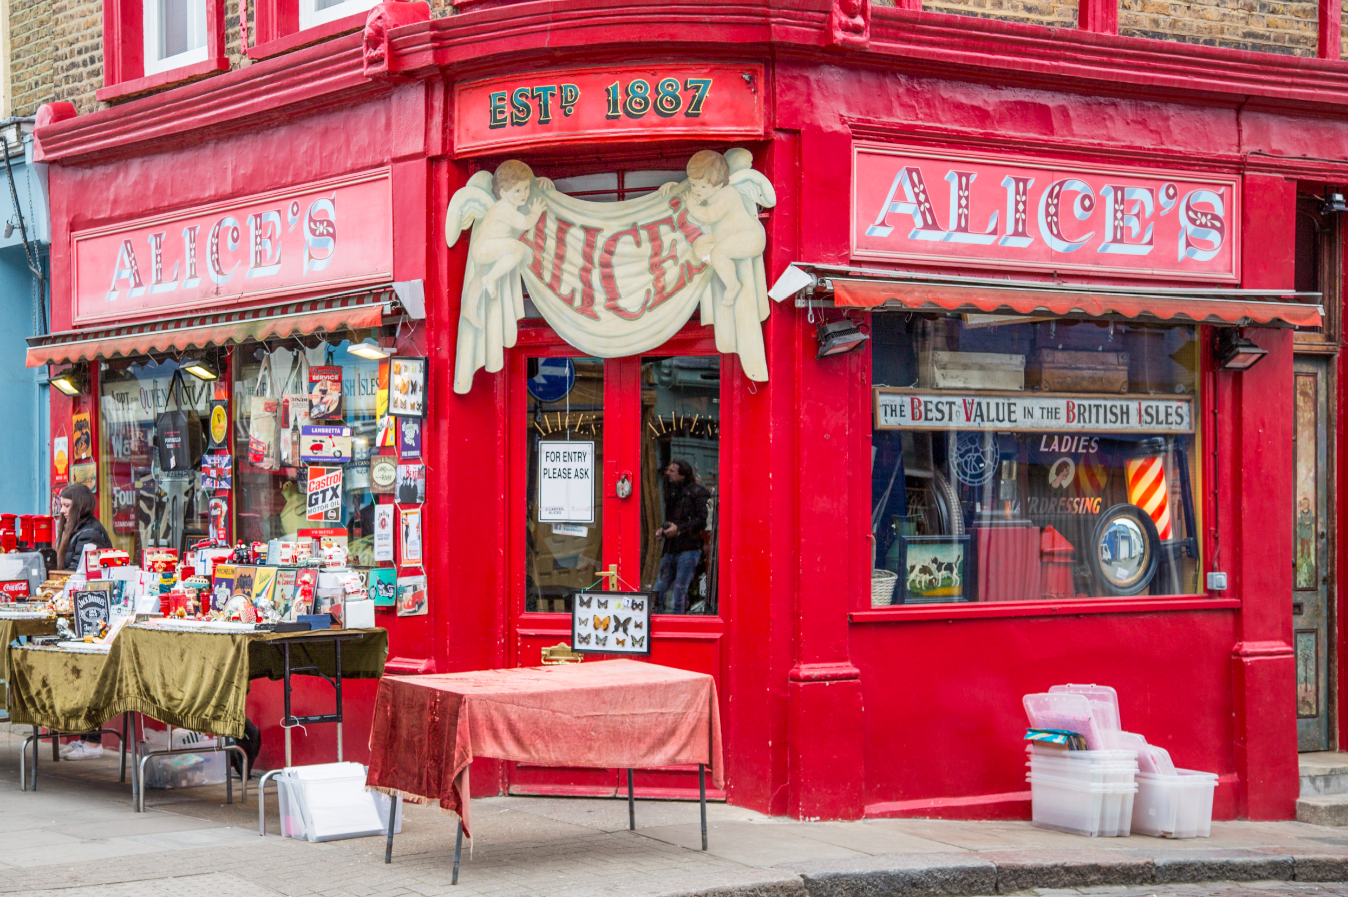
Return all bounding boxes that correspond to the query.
[1132,769,1218,838]
[1028,771,1137,837]
[275,762,402,842]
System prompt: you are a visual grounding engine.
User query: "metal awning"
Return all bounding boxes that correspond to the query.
[26,289,395,368]
[768,264,1323,329]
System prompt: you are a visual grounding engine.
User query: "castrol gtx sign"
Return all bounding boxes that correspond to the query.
[852,145,1239,281]
[72,171,392,325]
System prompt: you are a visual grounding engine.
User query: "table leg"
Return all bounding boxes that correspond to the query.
[384,793,397,864]
[699,763,707,851]
[119,713,128,784]
[225,737,233,806]
[452,819,463,885]
[283,641,292,768]
[335,636,344,763]
[129,714,140,811]
[627,768,635,831]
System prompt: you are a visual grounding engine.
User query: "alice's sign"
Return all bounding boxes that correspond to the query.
[454,65,766,155]
[72,172,392,325]
[448,149,779,393]
[874,389,1194,434]
[852,145,1240,282]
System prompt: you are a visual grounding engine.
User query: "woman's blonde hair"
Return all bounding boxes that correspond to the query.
[492,160,534,198]
[686,150,729,187]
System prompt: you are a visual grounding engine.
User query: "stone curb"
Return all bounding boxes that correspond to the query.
[757,848,1347,897]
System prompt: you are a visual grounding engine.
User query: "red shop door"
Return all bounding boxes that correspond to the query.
[507,333,728,799]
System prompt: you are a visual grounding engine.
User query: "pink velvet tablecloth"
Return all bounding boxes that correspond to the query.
[365,659,723,836]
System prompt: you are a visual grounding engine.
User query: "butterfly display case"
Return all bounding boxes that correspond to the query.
[571,590,652,655]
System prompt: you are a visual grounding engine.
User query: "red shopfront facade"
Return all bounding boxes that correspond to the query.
[28,0,1348,821]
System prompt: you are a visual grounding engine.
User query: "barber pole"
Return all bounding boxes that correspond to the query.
[1126,454,1172,540]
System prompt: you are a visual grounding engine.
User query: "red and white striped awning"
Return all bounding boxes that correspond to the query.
[26,290,392,368]
[770,264,1323,328]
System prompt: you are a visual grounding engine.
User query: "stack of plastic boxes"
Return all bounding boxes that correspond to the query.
[1023,684,1218,839]
[1024,690,1138,837]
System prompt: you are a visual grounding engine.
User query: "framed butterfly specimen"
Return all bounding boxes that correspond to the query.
[570,589,652,656]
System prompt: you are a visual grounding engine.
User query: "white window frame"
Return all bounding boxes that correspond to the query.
[299,0,380,31]
[142,0,208,77]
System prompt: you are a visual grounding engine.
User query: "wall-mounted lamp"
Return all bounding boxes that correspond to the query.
[49,366,88,397]
[1322,188,1348,216]
[816,317,869,359]
[180,357,219,381]
[348,340,393,361]
[1214,329,1268,372]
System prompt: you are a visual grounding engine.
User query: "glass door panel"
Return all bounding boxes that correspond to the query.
[525,357,605,614]
[639,357,720,615]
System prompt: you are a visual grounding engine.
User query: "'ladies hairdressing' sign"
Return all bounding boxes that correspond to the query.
[852,145,1239,281]
[72,171,392,325]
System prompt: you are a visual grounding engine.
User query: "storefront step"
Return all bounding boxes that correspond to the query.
[1297,793,1348,826]
[1299,752,1348,798]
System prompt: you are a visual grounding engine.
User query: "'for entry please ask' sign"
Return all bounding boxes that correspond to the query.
[537,441,595,523]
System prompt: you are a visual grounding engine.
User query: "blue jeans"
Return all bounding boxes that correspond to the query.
[654,550,701,615]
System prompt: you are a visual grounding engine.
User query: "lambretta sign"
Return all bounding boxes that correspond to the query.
[852,145,1240,281]
[72,171,392,325]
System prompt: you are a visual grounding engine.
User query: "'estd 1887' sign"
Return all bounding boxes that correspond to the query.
[454,64,766,155]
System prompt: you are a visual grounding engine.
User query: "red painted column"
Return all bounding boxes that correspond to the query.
[1078,0,1118,34]
[1321,0,1342,60]
[1230,172,1299,819]
[785,125,866,821]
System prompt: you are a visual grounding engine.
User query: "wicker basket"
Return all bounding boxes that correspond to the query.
[871,569,898,607]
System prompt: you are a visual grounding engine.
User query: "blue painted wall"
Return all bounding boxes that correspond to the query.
[0,130,51,514]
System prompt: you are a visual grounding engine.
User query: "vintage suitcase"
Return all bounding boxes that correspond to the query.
[1027,349,1130,393]
[919,349,1026,391]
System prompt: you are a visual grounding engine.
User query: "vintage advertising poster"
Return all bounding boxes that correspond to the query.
[395,463,426,504]
[201,451,233,490]
[308,365,345,420]
[373,504,394,562]
[399,507,423,565]
[368,567,396,607]
[399,417,422,460]
[1295,371,1319,591]
[52,436,69,485]
[71,460,97,491]
[371,455,397,494]
[396,573,427,616]
[300,425,353,463]
[72,412,93,460]
[537,441,595,523]
[209,400,230,448]
[305,466,343,521]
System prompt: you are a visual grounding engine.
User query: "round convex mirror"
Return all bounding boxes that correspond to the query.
[1089,504,1160,596]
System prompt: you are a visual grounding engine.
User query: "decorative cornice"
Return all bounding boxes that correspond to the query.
[33,0,1348,166]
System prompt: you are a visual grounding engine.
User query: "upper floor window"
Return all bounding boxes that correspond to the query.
[143,0,208,76]
[298,0,380,31]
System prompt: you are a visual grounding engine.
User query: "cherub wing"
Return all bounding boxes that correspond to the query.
[445,172,497,248]
[729,168,777,214]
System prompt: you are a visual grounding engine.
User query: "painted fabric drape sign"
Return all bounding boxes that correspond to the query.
[73,172,392,325]
[874,389,1194,434]
[852,145,1239,281]
[447,149,779,393]
[454,65,766,155]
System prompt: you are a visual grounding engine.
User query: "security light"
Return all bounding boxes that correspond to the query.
[1213,329,1268,372]
[815,318,869,358]
[180,357,219,381]
[50,367,87,396]
[348,340,393,360]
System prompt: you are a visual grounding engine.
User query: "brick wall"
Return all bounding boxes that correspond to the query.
[1119,0,1318,57]
[10,0,52,117]
[51,0,104,114]
[922,0,1078,28]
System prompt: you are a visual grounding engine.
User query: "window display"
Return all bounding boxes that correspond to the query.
[870,314,1202,605]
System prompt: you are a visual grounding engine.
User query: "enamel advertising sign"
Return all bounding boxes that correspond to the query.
[852,145,1240,282]
[73,171,392,325]
[874,389,1194,435]
[454,65,766,155]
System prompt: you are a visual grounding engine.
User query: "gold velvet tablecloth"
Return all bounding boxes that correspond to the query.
[0,616,59,693]
[7,626,388,737]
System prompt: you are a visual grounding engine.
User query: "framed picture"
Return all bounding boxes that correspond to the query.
[400,507,423,565]
[898,534,970,605]
[571,590,652,655]
[388,356,428,419]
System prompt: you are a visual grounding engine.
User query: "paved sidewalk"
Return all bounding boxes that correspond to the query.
[4,724,1348,897]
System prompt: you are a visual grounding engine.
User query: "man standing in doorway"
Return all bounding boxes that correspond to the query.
[653,460,710,615]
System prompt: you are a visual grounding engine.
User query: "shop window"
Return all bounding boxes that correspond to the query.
[143,0,208,76]
[869,315,1203,606]
[98,354,222,559]
[99,0,227,102]
[232,335,383,563]
[1294,193,1342,345]
[298,0,379,31]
